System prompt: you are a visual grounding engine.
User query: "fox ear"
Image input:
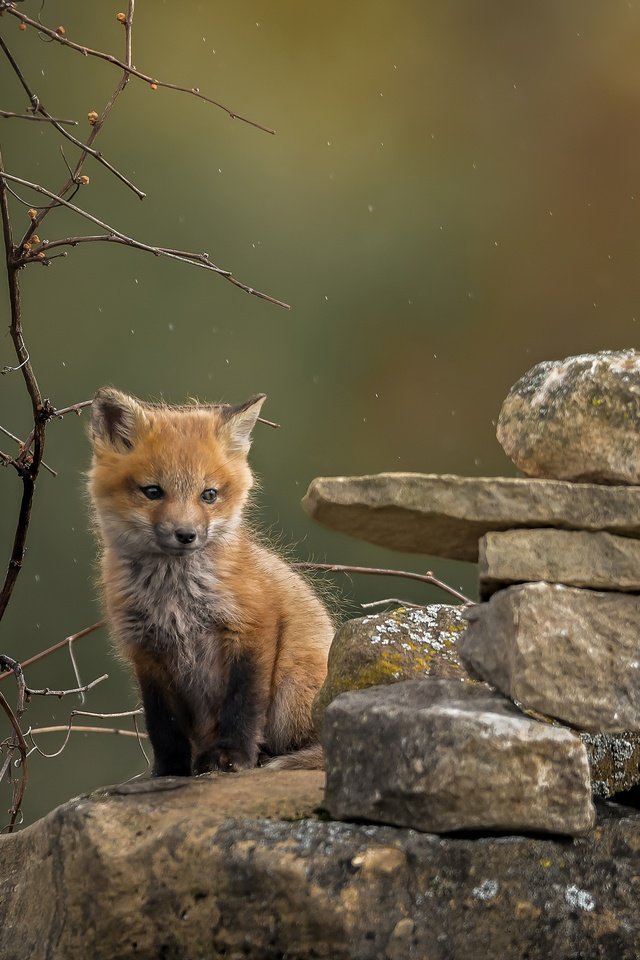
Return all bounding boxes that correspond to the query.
[91,387,146,452]
[219,394,266,452]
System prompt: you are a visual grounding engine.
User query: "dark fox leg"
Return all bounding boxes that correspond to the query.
[193,652,264,774]
[139,673,192,777]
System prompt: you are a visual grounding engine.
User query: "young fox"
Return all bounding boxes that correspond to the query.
[88,387,334,776]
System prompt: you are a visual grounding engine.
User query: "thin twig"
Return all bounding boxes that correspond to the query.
[293,562,474,605]
[26,673,108,699]
[2,4,276,135]
[0,178,290,308]
[28,725,148,739]
[0,148,46,624]
[0,110,78,126]
[0,34,144,202]
[0,425,57,476]
[0,690,27,831]
[361,598,425,610]
[26,708,144,759]
[0,621,104,682]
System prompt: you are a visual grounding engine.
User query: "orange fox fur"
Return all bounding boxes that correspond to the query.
[88,387,333,776]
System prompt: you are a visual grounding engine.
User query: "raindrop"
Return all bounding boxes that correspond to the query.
[168,323,174,331]
[34,574,40,583]
[368,204,374,213]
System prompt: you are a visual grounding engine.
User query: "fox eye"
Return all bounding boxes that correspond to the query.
[201,488,218,504]
[140,485,164,500]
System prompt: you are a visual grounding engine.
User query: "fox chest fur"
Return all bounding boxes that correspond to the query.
[89,387,334,776]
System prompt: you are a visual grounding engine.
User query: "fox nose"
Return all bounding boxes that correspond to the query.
[174,527,197,545]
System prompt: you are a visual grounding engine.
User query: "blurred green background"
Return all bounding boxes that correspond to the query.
[0,1,638,826]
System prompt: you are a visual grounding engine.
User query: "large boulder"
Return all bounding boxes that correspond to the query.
[478,528,640,598]
[497,349,640,484]
[303,473,640,561]
[312,604,476,735]
[322,680,595,837]
[0,769,638,960]
[459,582,640,732]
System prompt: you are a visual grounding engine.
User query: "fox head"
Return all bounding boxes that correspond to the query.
[88,387,266,558]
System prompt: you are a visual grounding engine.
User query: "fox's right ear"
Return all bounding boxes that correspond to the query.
[91,387,146,452]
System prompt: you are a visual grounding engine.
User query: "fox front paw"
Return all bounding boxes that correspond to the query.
[193,740,257,775]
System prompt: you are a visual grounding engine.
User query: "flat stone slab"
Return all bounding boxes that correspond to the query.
[323,680,595,836]
[303,473,640,561]
[479,528,640,597]
[460,583,640,732]
[497,349,640,484]
[312,604,478,736]
[1,768,637,960]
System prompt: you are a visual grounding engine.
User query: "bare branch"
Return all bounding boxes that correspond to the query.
[28,725,147,739]
[0,110,78,126]
[1,177,290,308]
[1,4,276,135]
[0,149,46,624]
[0,425,57,477]
[0,34,144,201]
[26,674,108,700]
[361,598,425,610]
[0,690,27,831]
[293,562,475,605]
[0,621,104,682]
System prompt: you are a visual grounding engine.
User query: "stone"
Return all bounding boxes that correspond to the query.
[1,769,638,960]
[478,528,640,598]
[312,604,477,736]
[459,582,640,732]
[582,731,640,799]
[322,679,595,836]
[497,349,640,484]
[302,472,640,561]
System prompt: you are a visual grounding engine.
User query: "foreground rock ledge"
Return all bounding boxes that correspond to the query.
[0,771,638,960]
[303,473,640,561]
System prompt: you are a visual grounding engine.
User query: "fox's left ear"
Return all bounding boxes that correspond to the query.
[219,394,266,452]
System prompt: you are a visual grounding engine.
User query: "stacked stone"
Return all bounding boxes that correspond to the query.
[462,349,640,740]
[304,349,640,837]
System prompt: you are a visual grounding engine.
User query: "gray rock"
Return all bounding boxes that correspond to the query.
[460,582,640,732]
[303,472,640,561]
[497,349,640,484]
[0,770,638,960]
[312,604,478,736]
[323,679,595,836]
[479,528,640,598]
[582,731,640,798]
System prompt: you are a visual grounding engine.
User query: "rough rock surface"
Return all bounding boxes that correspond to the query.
[479,528,640,597]
[312,604,477,735]
[583,731,640,798]
[460,582,640,732]
[0,769,638,960]
[497,349,640,484]
[303,472,640,561]
[323,680,595,836]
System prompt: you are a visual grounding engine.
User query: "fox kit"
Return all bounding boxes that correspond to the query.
[88,387,334,776]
